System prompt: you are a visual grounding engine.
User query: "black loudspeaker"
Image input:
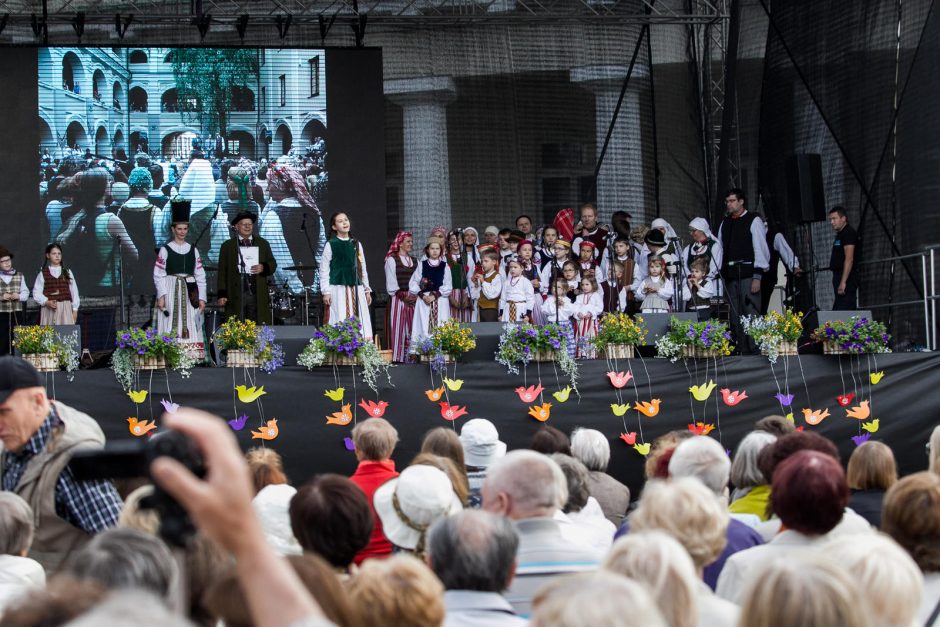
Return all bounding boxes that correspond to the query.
[272,326,318,365]
[786,154,826,223]
[465,322,505,362]
[640,313,698,346]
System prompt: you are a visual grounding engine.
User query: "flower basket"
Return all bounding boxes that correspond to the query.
[22,352,59,372]
[823,341,848,356]
[604,344,635,360]
[213,319,284,373]
[811,316,891,355]
[418,354,456,364]
[112,328,196,390]
[655,316,734,362]
[331,353,359,366]
[226,349,260,368]
[592,313,647,357]
[682,345,721,359]
[13,326,79,373]
[743,309,803,363]
[133,354,167,370]
[495,322,579,391]
[775,340,799,356]
[530,350,556,362]
[298,318,393,393]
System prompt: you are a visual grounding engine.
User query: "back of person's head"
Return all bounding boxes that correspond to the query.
[63,590,183,627]
[847,441,897,491]
[64,528,177,600]
[244,447,288,494]
[602,531,698,627]
[754,414,796,436]
[668,436,730,496]
[1,577,109,626]
[348,554,445,627]
[0,492,34,556]
[289,474,373,569]
[757,430,840,483]
[631,477,728,569]
[570,428,611,472]
[738,556,871,627]
[410,452,470,506]
[883,471,940,572]
[351,418,398,461]
[427,509,518,593]
[645,430,693,479]
[532,572,667,627]
[420,427,466,470]
[530,425,571,455]
[550,453,591,513]
[118,485,161,535]
[770,450,848,535]
[928,425,940,475]
[730,431,777,489]
[820,534,922,627]
[483,450,566,519]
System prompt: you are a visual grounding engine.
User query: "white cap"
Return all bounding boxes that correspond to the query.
[459,418,508,468]
[373,465,462,551]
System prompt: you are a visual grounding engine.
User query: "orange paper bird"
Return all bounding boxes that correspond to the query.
[836,393,855,407]
[515,384,544,403]
[425,387,445,402]
[127,417,157,437]
[358,400,389,418]
[635,399,661,417]
[606,371,633,389]
[620,432,637,446]
[720,388,748,406]
[845,400,871,420]
[326,404,353,426]
[251,419,279,440]
[439,402,469,421]
[802,407,831,426]
[688,422,716,436]
[528,403,552,422]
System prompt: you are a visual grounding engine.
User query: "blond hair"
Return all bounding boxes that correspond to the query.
[244,447,288,494]
[351,418,399,461]
[929,425,940,475]
[533,572,666,627]
[348,554,444,627]
[846,441,897,490]
[118,485,160,536]
[883,471,940,572]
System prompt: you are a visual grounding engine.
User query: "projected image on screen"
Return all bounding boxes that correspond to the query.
[38,47,327,304]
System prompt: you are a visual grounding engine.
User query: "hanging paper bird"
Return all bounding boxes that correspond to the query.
[326,404,353,426]
[251,419,279,440]
[635,399,662,417]
[775,393,795,407]
[689,381,717,402]
[688,422,716,436]
[324,388,345,401]
[852,433,872,446]
[795,426,804,432]
[610,403,631,417]
[515,384,544,403]
[127,417,157,437]
[552,387,572,403]
[228,414,248,431]
[358,399,389,418]
[128,390,148,404]
[443,378,464,391]
[845,401,871,420]
[802,408,831,426]
[606,371,633,389]
[836,392,855,407]
[235,385,266,403]
[620,432,637,446]
[861,419,880,433]
[720,389,748,406]
[633,443,651,456]
[870,371,885,385]
[343,437,356,451]
[439,402,469,422]
[160,399,179,414]
[425,387,445,402]
[785,412,794,422]
[528,403,552,422]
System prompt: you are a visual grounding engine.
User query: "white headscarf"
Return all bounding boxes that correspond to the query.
[688,217,716,242]
[175,159,216,211]
[650,218,678,241]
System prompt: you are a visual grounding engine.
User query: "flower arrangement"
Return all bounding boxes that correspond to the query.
[655,317,734,362]
[111,327,196,389]
[409,320,477,372]
[591,313,647,352]
[213,318,284,373]
[810,316,891,354]
[13,326,79,373]
[496,322,579,390]
[741,308,803,363]
[297,317,393,393]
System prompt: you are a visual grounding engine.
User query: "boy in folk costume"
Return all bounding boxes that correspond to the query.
[470,247,503,323]
[499,257,535,323]
[683,255,717,321]
[319,212,373,339]
[574,275,603,358]
[0,247,29,355]
[601,260,628,313]
[408,236,452,342]
[384,231,417,362]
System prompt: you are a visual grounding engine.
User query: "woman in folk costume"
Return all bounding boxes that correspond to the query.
[446,230,474,323]
[384,231,417,362]
[174,157,226,266]
[154,199,207,359]
[319,212,373,339]
[0,246,29,355]
[408,236,452,342]
[683,217,724,288]
[118,167,160,293]
[33,243,80,325]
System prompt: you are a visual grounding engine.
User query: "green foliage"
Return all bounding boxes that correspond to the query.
[171,49,261,138]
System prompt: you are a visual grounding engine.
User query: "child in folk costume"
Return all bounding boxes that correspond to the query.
[539,239,572,295]
[576,240,606,283]
[470,247,503,322]
[153,200,207,358]
[574,275,603,358]
[600,260,628,314]
[409,237,453,342]
[499,257,535,322]
[601,237,636,307]
[537,226,560,271]
[561,260,581,299]
[33,243,80,326]
[632,255,673,314]
[319,212,373,339]
[446,230,474,323]
[517,241,544,324]
[683,255,716,321]
[0,247,29,355]
[542,277,578,359]
[384,231,417,363]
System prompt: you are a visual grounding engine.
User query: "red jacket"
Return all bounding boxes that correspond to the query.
[350,459,399,564]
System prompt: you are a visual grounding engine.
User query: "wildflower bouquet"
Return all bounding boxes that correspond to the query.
[13,325,79,373]
[410,320,477,372]
[591,313,647,357]
[655,316,734,362]
[297,317,392,393]
[111,327,196,389]
[742,308,803,363]
[810,316,891,354]
[496,322,579,389]
[213,318,285,373]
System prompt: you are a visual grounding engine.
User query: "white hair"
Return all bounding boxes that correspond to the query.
[570,428,611,472]
[484,450,566,516]
[730,431,777,488]
[668,436,730,496]
[0,492,34,555]
[533,572,667,627]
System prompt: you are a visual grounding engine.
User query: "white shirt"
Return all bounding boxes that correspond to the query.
[318,235,372,294]
[499,276,534,315]
[470,270,503,302]
[717,210,771,275]
[772,232,800,271]
[153,241,207,302]
[32,265,80,309]
[0,272,30,302]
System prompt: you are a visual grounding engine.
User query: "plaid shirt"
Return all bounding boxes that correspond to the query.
[2,408,122,534]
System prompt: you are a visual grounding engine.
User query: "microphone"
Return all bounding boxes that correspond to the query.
[162,309,169,317]
[300,213,307,232]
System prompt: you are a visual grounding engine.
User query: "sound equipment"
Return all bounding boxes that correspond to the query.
[640,313,698,346]
[786,154,826,223]
[465,322,505,362]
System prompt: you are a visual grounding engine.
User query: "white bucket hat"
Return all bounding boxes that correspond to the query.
[372,465,462,553]
[459,418,508,468]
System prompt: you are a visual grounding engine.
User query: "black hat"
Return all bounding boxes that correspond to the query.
[230,210,258,226]
[611,211,632,239]
[0,246,13,261]
[0,356,43,404]
[170,198,191,225]
[644,228,666,248]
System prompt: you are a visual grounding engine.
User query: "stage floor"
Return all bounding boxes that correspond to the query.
[49,352,938,499]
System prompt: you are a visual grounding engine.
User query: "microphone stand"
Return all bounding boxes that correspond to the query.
[233,230,247,323]
[299,212,320,326]
[669,236,684,314]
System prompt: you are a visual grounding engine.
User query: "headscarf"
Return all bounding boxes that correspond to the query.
[127,167,153,193]
[553,208,575,242]
[385,231,413,259]
[175,159,216,210]
[688,217,719,263]
[429,225,447,240]
[226,166,252,207]
[266,163,320,213]
[650,218,678,241]
[688,217,717,242]
[462,226,480,264]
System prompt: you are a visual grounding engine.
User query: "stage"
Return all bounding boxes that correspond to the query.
[49,352,938,499]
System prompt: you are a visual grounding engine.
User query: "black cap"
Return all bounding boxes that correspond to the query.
[230,210,258,226]
[0,357,44,404]
[507,230,525,243]
[644,229,666,248]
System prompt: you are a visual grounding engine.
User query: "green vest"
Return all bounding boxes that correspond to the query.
[164,244,196,275]
[329,238,359,286]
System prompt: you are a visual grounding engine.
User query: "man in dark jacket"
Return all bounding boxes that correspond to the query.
[217,211,276,323]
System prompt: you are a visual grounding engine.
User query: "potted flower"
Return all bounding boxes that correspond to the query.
[213,318,284,373]
[112,327,196,389]
[297,317,393,393]
[741,308,803,363]
[13,326,79,373]
[496,322,579,389]
[591,313,647,359]
[810,316,891,354]
[410,320,477,370]
[655,317,734,362]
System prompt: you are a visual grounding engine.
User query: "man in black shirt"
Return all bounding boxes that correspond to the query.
[829,206,858,310]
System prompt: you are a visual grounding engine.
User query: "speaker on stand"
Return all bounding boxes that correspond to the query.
[787,153,827,316]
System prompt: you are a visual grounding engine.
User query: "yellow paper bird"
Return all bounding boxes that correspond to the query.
[552,387,572,403]
[785,412,794,422]
[324,388,345,401]
[635,399,662,417]
[870,371,885,385]
[127,390,148,404]
[425,387,445,402]
[443,378,464,391]
[127,417,157,437]
[861,419,880,433]
[235,385,266,403]
[251,419,279,440]
[528,403,552,422]
[326,404,353,426]
[845,400,871,420]
[610,403,631,417]
[689,380,717,402]
[633,443,651,456]
[802,407,831,426]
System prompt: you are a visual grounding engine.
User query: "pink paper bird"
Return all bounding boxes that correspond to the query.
[358,399,389,418]
[720,388,748,406]
[619,432,637,446]
[515,384,544,403]
[439,402,469,422]
[606,371,633,389]
[836,393,855,407]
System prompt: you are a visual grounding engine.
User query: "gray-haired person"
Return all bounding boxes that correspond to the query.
[570,428,630,525]
[0,492,45,612]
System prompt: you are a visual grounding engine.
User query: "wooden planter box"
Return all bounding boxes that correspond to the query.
[22,352,58,372]
[529,350,556,362]
[134,354,166,370]
[226,349,259,368]
[682,345,721,359]
[604,344,635,360]
[418,354,457,364]
[330,353,359,366]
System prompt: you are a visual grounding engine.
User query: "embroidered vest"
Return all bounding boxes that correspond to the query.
[419,259,446,294]
[0,273,23,312]
[163,245,196,275]
[394,255,414,291]
[479,273,499,310]
[43,267,71,302]
[329,238,359,286]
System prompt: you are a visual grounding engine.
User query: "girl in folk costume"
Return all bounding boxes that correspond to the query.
[319,212,373,339]
[384,231,417,363]
[576,240,606,283]
[601,260,628,313]
[408,237,452,342]
[574,275,603,358]
[561,260,581,300]
[154,199,207,359]
[499,257,535,323]
[470,247,503,323]
[446,230,474,323]
[517,241,544,324]
[461,227,481,269]
[537,226,560,271]
[539,239,572,295]
[541,277,578,360]
[33,243,80,326]
[632,255,673,314]
[0,247,29,355]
